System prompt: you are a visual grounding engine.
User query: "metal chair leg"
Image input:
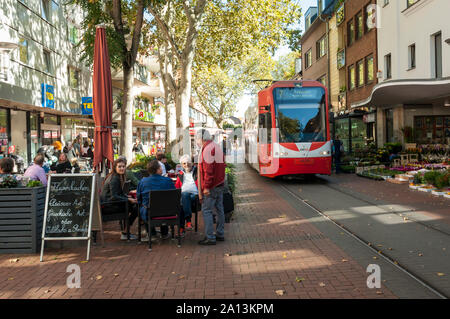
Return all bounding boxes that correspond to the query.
[148,221,152,251]
[171,225,175,239]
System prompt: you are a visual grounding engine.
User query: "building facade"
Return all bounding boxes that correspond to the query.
[0,0,168,168]
[359,0,450,147]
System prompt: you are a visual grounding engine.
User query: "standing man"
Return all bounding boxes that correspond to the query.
[196,129,226,245]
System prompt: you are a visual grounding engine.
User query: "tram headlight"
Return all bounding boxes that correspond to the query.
[322,151,330,155]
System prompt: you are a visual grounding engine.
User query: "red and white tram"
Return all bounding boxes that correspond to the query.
[244,80,332,178]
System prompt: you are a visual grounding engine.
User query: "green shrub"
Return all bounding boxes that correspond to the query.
[423,171,442,186]
[413,174,422,185]
[384,142,403,154]
[26,180,43,188]
[434,172,449,190]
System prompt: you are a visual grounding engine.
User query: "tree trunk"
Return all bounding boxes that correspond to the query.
[120,64,134,162]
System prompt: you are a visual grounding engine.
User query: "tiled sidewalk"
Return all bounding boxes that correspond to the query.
[0,165,395,299]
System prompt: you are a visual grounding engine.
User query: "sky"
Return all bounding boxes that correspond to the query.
[234,0,317,119]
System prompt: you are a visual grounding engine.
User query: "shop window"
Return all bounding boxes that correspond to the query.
[414,116,449,144]
[351,118,367,152]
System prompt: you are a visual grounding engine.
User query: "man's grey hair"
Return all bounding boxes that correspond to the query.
[196,129,212,141]
[179,154,192,164]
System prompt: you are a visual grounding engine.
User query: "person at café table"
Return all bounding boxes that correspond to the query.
[174,154,198,237]
[137,159,175,241]
[101,158,139,240]
[50,153,72,174]
[23,154,48,186]
[0,157,15,177]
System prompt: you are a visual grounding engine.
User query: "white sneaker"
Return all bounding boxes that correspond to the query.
[121,233,137,240]
[140,235,149,242]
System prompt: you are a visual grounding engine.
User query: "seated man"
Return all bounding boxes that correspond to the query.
[24,154,48,186]
[137,159,175,240]
[175,155,198,236]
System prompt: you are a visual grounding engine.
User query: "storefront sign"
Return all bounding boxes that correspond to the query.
[81,97,93,115]
[51,131,58,138]
[8,145,15,154]
[41,83,55,109]
[363,113,375,123]
[44,131,51,138]
[134,109,154,122]
[112,129,120,138]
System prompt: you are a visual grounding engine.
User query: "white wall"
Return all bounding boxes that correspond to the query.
[377,0,450,81]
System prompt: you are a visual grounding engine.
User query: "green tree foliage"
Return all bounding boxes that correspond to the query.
[192,0,301,128]
[271,51,301,81]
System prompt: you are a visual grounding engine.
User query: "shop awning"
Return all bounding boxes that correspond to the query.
[0,98,87,117]
[351,77,450,108]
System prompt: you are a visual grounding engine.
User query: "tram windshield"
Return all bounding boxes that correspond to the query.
[273,86,326,143]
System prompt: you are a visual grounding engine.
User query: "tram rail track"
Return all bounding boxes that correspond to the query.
[278,182,448,299]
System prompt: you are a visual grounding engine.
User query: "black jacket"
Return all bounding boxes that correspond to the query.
[100,174,128,203]
[52,161,72,174]
[177,166,197,184]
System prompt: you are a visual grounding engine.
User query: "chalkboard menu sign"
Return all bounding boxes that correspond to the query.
[40,174,96,262]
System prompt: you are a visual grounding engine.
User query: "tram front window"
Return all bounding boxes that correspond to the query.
[273,86,326,143]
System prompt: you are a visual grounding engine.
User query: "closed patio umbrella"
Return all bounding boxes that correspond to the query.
[92,25,114,171]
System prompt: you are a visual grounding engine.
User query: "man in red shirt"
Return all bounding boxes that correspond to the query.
[196,129,226,245]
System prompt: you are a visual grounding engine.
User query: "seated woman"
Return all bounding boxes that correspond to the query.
[51,153,72,174]
[101,158,138,240]
[137,159,175,240]
[175,155,198,236]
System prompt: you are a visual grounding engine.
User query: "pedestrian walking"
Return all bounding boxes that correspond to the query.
[333,135,343,174]
[196,129,226,245]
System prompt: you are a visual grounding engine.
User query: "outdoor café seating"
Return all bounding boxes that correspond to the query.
[145,188,182,251]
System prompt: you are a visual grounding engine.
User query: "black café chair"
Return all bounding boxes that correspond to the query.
[146,189,182,251]
[191,195,200,232]
[93,181,132,243]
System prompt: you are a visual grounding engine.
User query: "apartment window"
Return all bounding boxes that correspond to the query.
[43,50,52,74]
[408,44,416,70]
[366,55,374,83]
[349,65,356,90]
[356,11,363,39]
[407,0,419,8]
[305,49,312,69]
[365,4,375,32]
[384,54,392,79]
[317,75,326,86]
[357,60,364,87]
[316,36,327,59]
[347,19,355,46]
[384,0,389,5]
[68,24,78,44]
[433,32,442,78]
[68,66,80,89]
[18,37,28,64]
[41,0,51,22]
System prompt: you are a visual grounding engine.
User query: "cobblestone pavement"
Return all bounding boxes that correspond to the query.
[0,165,396,299]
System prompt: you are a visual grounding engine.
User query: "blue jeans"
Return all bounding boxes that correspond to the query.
[201,186,225,241]
[181,192,197,226]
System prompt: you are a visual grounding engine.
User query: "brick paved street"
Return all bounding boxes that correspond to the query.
[0,164,398,299]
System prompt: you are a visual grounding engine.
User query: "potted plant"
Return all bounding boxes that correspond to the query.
[431,172,449,197]
[418,171,440,193]
[0,176,46,254]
